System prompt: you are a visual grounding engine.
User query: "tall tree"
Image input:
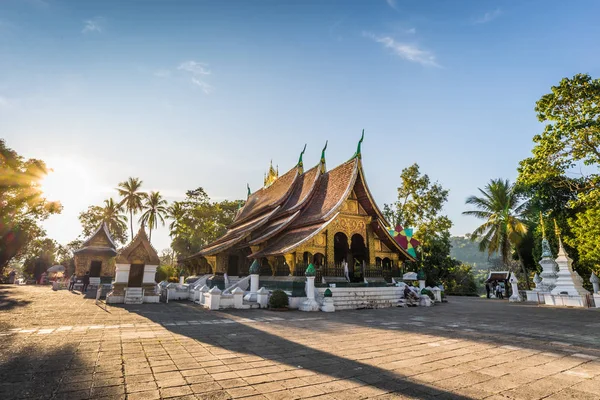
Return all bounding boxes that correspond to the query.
[0,139,62,274]
[139,191,168,242]
[78,198,128,245]
[384,164,462,289]
[116,177,145,239]
[463,179,530,287]
[169,187,243,259]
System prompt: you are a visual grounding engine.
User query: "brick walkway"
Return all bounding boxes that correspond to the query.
[1,285,599,400]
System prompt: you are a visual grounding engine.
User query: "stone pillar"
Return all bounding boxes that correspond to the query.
[320,288,335,312]
[590,272,599,293]
[509,275,522,302]
[197,285,209,305]
[300,263,319,312]
[179,276,185,285]
[232,287,244,308]
[418,280,425,290]
[431,287,442,303]
[256,287,269,308]
[206,287,221,310]
[284,253,296,276]
[244,260,260,302]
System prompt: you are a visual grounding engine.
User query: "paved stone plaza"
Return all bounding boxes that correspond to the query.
[1,286,599,400]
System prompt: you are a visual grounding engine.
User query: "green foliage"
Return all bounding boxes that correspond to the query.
[420,288,434,300]
[139,191,168,242]
[78,198,128,245]
[449,236,495,271]
[0,139,62,275]
[268,289,289,309]
[169,187,244,258]
[516,74,600,281]
[116,177,146,240]
[443,263,479,296]
[518,74,600,205]
[384,163,475,291]
[155,265,178,283]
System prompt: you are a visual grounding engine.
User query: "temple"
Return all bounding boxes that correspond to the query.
[73,222,117,284]
[180,132,415,282]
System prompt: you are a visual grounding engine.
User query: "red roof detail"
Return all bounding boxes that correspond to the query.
[231,166,298,227]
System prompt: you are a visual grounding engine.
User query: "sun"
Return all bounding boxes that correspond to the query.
[39,157,95,207]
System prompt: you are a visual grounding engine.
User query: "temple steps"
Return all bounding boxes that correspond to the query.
[316,287,404,310]
[124,288,144,305]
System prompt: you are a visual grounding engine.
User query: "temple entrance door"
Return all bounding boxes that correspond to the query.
[90,261,102,277]
[350,234,367,282]
[128,264,144,287]
[227,255,239,276]
[334,232,349,265]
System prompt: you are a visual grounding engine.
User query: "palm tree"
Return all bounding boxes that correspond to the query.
[139,191,168,242]
[116,177,146,239]
[100,198,128,240]
[166,201,185,236]
[463,178,530,288]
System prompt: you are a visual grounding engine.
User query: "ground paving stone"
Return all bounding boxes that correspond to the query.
[2,285,600,399]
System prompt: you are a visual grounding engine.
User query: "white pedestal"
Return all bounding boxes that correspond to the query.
[300,277,320,312]
[320,297,335,312]
[593,294,600,308]
[545,294,587,308]
[244,274,259,302]
[525,290,547,303]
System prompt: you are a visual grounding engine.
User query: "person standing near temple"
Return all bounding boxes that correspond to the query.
[68,274,76,291]
[485,282,491,299]
[496,283,503,299]
[82,271,90,293]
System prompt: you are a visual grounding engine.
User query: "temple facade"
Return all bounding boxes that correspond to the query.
[73,222,117,281]
[180,133,415,282]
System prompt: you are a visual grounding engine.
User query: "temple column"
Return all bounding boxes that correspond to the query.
[284,253,296,276]
[326,229,334,266]
[215,253,228,274]
[366,224,375,267]
[205,256,217,274]
[267,256,277,276]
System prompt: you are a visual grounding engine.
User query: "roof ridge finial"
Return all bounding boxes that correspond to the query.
[297,143,307,174]
[247,183,251,199]
[554,218,567,256]
[354,129,365,159]
[320,140,328,173]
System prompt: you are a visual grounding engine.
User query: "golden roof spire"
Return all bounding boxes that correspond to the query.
[264,160,278,187]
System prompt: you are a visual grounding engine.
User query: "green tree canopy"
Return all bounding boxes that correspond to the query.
[78,198,128,245]
[139,191,168,242]
[0,139,62,274]
[116,177,145,239]
[168,187,243,259]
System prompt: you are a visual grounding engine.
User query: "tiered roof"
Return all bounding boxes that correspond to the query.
[182,135,415,262]
[116,226,160,265]
[74,222,117,256]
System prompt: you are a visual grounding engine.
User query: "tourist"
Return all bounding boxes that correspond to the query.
[496,283,503,299]
[485,283,491,299]
[68,274,76,291]
[82,271,90,293]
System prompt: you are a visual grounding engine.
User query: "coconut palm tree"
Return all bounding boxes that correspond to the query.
[463,178,530,288]
[116,177,146,239]
[100,198,128,240]
[139,191,168,242]
[166,201,185,236]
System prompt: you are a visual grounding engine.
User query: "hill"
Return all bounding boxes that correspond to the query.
[450,236,495,272]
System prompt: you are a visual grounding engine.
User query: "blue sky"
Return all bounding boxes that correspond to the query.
[2,0,599,253]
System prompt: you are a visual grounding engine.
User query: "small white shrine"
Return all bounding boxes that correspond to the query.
[590,272,600,308]
[525,236,558,303]
[106,227,161,304]
[543,236,590,308]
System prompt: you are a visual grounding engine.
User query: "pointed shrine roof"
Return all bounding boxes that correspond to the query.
[116,226,160,265]
[74,222,117,256]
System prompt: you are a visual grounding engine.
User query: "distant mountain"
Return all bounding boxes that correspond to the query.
[450,236,495,272]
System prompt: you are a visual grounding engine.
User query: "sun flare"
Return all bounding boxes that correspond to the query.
[40,157,95,206]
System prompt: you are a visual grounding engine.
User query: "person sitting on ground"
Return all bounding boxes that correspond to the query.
[68,274,76,291]
[82,271,90,293]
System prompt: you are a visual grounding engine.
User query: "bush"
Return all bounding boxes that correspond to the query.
[156,265,178,283]
[268,289,289,309]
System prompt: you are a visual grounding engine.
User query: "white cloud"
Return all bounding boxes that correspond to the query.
[386,0,399,11]
[474,9,502,24]
[82,17,104,34]
[178,61,211,76]
[178,61,212,94]
[363,32,439,67]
